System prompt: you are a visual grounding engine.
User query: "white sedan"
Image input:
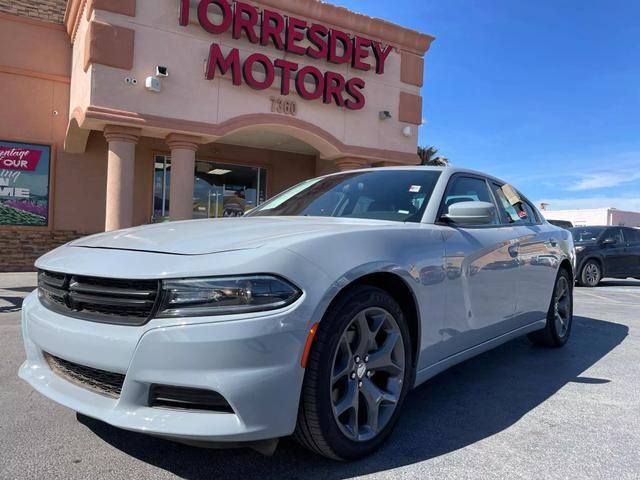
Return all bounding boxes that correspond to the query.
[19,167,575,460]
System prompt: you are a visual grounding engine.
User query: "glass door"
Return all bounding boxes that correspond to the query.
[153,155,267,222]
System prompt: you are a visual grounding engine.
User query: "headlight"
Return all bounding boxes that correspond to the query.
[575,246,586,253]
[156,275,302,318]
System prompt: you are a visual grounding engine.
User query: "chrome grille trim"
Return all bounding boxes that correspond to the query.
[38,270,161,326]
[44,352,125,398]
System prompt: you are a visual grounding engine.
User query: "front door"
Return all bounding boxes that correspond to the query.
[601,227,627,276]
[439,175,520,356]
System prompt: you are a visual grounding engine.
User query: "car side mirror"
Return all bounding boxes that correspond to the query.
[442,201,496,225]
[602,238,617,246]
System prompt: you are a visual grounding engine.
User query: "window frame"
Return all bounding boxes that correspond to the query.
[489,181,542,227]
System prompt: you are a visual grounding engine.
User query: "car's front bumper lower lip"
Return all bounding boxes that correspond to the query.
[19,291,308,443]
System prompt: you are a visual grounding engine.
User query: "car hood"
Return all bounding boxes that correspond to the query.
[69,217,399,255]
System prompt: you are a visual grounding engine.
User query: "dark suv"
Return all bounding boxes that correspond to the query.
[570,226,640,287]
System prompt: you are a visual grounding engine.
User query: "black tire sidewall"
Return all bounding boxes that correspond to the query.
[308,286,412,460]
[547,269,574,345]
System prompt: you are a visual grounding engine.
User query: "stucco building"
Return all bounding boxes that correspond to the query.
[542,208,640,228]
[0,0,434,271]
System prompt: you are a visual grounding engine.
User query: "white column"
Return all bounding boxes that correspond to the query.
[103,125,141,231]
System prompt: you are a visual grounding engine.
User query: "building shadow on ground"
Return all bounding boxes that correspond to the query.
[0,286,34,313]
[78,315,627,480]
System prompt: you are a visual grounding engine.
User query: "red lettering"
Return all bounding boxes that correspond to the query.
[296,66,324,100]
[352,36,372,71]
[345,77,366,110]
[274,59,299,95]
[306,23,329,59]
[372,41,393,74]
[243,53,275,90]
[179,0,190,26]
[286,17,307,55]
[205,44,241,85]
[233,2,259,43]
[198,0,232,34]
[328,29,353,64]
[261,9,285,50]
[323,71,346,107]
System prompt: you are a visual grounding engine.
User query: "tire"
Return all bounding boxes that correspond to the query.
[294,285,412,460]
[578,260,601,287]
[528,268,573,347]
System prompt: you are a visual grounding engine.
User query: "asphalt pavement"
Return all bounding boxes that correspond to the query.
[1,273,638,479]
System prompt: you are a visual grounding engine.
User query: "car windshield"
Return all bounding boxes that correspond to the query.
[570,227,606,243]
[248,170,442,223]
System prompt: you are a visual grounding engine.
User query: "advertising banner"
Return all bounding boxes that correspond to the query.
[0,141,51,226]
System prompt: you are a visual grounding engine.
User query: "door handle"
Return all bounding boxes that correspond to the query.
[508,244,519,258]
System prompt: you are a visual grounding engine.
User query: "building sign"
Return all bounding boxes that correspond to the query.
[0,141,51,226]
[179,0,394,110]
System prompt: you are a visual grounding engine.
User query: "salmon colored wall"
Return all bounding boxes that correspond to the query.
[0,15,70,149]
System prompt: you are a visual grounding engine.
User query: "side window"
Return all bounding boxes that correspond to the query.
[490,183,536,225]
[624,228,640,244]
[604,228,624,244]
[442,176,498,224]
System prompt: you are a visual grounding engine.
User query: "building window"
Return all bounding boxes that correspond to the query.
[152,155,267,222]
[0,141,51,226]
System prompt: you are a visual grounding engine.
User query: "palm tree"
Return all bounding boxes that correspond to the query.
[418,146,449,166]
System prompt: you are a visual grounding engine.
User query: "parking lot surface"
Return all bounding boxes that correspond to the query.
[1,273,639,479]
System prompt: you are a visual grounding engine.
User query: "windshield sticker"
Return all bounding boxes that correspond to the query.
[409,185,422,193]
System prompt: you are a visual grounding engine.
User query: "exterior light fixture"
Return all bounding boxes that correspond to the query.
[402,126,413,137]
[379,111,392,120]
[208,169,232,175]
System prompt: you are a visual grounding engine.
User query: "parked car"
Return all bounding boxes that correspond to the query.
[548,219,574,229]
[570,226,640,287]
[19,167,575,460]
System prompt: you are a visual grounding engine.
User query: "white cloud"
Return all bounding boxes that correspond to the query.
[567,171,640,191]
[536,196,640,212]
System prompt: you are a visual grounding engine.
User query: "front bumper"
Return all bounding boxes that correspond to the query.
[19,291,309,443]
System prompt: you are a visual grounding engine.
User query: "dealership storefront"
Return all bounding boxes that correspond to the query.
[0,0,433,270]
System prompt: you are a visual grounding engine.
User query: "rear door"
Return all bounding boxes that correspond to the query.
[490,183,560,325]
[439,174,520,355]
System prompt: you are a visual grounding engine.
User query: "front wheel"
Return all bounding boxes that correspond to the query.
[578,260,601,287]
[528,268,573,347]
[294,286,412,460]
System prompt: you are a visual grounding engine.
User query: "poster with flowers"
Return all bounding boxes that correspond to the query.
[0,141,51,226]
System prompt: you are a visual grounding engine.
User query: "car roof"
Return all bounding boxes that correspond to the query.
[322,166,510,186]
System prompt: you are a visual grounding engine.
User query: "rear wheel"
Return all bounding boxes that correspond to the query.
[579,260,601,287]
[528,268,573,347]
[294,285,412,460]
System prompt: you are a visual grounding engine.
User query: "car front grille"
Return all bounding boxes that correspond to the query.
[44,352,125,398]
[38,270,161,326]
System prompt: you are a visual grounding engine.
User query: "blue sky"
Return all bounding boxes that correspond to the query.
[337,0,640,211]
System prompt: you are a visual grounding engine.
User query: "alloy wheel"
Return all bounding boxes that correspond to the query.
[330,307,405,442]
[584,263,600,286]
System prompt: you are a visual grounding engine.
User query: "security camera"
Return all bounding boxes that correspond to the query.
[145,76,161,93]
[156,65,169,77]
[379,110,392,121]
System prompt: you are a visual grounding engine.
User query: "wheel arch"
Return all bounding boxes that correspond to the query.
[579,255,605,278]
[320,271,421,371]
